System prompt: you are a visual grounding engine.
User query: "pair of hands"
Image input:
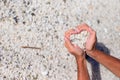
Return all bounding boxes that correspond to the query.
[64,23,97,58]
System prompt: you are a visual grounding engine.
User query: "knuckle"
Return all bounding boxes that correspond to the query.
[83,23,88,27]
[94,30,96,33]
[64,43,67,47]
[82,23,89,28]
[65,30,71,36]
[65,31,68,35]
[69,49,74,53]
[70,29,74,32]
[64,43,66,46]
[92,30,96,35]
[77,25,81,29]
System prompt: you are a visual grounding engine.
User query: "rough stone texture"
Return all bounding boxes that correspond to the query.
[0,0,120,80]
[70,31,89,49]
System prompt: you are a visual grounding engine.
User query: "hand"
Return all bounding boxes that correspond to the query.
[76,23,97,53]
[64,29,85,58]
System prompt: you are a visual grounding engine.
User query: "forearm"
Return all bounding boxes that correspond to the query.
[76,57,90,80]
[87,49,120,77]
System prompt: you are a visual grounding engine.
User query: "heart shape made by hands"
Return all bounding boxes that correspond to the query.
[68,24,91,49]
[70,30,89,49]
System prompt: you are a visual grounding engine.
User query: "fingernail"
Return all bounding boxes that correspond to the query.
[64,37,67,41]
[89,27,92,30]
[74,44,77,47]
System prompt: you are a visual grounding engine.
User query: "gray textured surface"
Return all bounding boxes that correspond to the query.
[0,0,120,80]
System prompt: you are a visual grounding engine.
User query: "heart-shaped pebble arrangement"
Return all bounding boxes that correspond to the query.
[70,31,89,49]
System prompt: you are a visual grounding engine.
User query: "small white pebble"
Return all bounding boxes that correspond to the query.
[70,31,89,49]
[104,28,108,33]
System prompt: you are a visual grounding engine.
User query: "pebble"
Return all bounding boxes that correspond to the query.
[0,0,120,80]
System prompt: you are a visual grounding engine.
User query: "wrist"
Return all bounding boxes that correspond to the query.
[75,55,85,61]
[73,51,85,59]
[75,56,86,67]
[86,48,99,58]
[86,47,96,54]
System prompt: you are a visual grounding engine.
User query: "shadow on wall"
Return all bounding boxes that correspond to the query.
[86,42,110,80]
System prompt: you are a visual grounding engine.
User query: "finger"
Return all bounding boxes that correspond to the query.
[73,44,84,53]
[76,23,90,33]
[88,27,96,35]
[64,37,73,49]
[73,44,80,49]
[88,30,96,40]
[89,29,96,43]
[65,29,72,38]
[86,30,96,49]
[65,29,77,38]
